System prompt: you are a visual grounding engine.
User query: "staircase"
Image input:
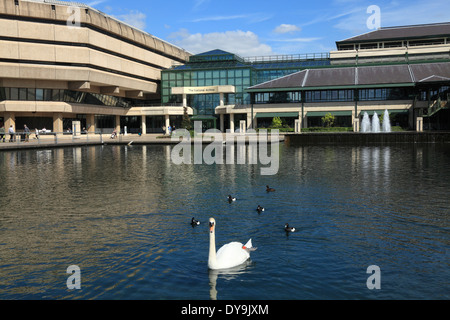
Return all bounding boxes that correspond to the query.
[422,96,449,117]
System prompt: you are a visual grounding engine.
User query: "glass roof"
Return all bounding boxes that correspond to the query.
[171,57,330,71]
[189,49,246,64]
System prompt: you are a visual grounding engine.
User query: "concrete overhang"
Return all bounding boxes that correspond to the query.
[126,106,194,116]
[172,85,235,95]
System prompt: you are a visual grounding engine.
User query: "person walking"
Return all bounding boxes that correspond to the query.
[24,124,30,142]
[8,125,15,142]
[0,124,5,142]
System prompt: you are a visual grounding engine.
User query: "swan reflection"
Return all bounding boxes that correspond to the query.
[208,260,253,300]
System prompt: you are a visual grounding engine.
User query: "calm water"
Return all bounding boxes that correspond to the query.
[0,142,448,300]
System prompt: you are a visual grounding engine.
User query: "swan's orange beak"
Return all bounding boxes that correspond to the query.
[209,222,214,233]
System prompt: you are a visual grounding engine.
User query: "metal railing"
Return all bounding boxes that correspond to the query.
[0,131,109,146]
[169,52,331,69]
[422,96,450,117]
[244,52,330,64]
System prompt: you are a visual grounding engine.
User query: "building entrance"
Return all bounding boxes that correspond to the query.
[190,115,217,132]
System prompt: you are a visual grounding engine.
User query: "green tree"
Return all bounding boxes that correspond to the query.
[271,116,283,128]
[180,106,192,130]
[321,113,335,127]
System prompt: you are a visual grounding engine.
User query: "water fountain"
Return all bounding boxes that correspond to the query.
[361,110,391,133]
[372,112,380,133]
[361,112,371,133]
[382,109,391,133]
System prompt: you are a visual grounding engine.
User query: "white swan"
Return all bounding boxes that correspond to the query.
[208,217,256,270]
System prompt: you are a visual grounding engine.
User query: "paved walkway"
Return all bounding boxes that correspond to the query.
[0,132,285,151]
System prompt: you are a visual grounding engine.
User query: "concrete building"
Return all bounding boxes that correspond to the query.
[1,1,449,134]
[0,0,192,135]
[162,49,330,132]
[165,23,450,132]
[247,23,450,131]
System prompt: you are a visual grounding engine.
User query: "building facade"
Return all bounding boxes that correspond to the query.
[1,0,449,135]
[162,49,330,131]
[0,0,191,135]
[164,23,450,132]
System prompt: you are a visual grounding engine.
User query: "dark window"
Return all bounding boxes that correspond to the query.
[0,87,7,100]
[305,89,353,102]
[27,88,36,101]
[338,44,355,51]
[19,88,27,100]
[43,89,53,101]
[359,88,411,101]
[359,43,378,50]
[10,88,19,100]
[384,41,403,48]
[52,89,61,101]
[36,89,44,101]
[408,38,445,47]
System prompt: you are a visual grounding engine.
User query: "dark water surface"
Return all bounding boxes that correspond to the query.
[0,143,448,299]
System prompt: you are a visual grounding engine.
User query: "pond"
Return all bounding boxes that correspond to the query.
[0,143,448,300]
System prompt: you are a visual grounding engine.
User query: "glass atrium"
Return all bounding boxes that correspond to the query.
[161,50,330,128]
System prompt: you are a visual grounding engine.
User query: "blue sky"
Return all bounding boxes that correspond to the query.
[85,0,450,57]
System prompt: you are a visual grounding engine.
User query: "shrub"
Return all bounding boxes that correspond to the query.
[321,113,335,127]
[271,117,283,128]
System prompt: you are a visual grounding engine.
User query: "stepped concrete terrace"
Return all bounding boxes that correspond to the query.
[0,132,286,151]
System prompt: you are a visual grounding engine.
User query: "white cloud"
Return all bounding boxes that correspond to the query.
[193,0,210,10]
[113,10,147,30]
[86,0,108,6]
[272,37,322,42]
[189,12,271,24]
[190,14,250,23]
[168,29,273,57]
[273,24,301,34]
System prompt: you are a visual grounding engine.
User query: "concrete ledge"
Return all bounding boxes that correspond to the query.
[285,132,450,145]
[0,133,286,151]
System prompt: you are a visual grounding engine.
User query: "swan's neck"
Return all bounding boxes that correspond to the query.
[208,230,217,268]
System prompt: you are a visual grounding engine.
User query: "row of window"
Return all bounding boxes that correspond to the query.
[0,87,132,108]
[255,69,302,84]
[189,54,238,63]
[163,69,252,82]
[254,92,301,104]
[162,68,306,89]
[163,92,252,110]
[419,86,450,101]
[358,88,411,101]
[163,77,252,88]
[253,88,412,104]
[338,38,448,51]
[162,70,254,105]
